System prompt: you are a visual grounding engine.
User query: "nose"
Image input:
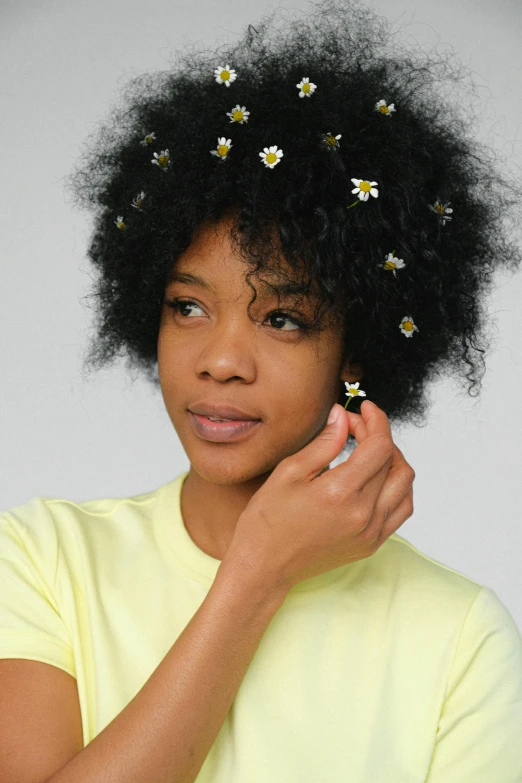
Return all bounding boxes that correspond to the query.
[194,313,257,382]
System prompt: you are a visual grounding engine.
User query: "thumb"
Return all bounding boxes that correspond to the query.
[302,403,349,478]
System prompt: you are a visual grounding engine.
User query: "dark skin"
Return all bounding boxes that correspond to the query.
[158,214,404,561]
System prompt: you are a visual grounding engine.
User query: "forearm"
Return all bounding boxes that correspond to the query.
[46,557,287,783]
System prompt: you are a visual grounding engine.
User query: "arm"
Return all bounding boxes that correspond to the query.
[46,555,287,783]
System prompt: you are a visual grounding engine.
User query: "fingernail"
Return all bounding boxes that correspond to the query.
[327,404,340,424]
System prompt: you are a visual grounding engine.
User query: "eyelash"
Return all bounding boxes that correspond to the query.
[164,297,311,332]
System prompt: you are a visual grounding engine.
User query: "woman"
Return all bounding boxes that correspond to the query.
[1,0,521,780]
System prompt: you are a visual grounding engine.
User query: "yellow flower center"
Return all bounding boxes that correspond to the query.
[379,105,389,114]
[403,320,413,331]
[233,110,243,121]
[217,145,229,157]
[136,199,143,207]
[158,155,169,167]
[302,83,310,93]
[347,386,359,395]
[326,135,336,146]
[265,152,277,164]
[145,135,153,143]
[360,181,372,192]
[435,203,445,214]
[221,70,230,81]
[384,261,396,270]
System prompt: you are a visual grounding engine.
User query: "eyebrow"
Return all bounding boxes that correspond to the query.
[166,270,316,300]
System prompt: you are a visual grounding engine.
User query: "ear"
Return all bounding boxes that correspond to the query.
[340,357,363,384]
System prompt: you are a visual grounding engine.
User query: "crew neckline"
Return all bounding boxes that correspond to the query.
[154,470,365,601]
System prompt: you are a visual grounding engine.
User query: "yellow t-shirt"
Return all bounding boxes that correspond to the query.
[1,469,522,781]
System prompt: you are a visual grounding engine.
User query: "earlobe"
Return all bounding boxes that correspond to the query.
[340,359,363,384]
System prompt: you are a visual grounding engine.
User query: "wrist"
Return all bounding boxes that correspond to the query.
[216,546,289,612]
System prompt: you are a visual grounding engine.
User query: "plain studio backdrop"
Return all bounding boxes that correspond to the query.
[1,0,521,631]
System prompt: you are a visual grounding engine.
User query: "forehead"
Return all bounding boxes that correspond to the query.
[166,216,321,302]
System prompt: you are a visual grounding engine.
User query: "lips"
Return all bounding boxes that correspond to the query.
[188,403,260,421]
[189,411,261,442]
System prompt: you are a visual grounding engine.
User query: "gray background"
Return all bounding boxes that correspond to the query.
[1,0,521,629]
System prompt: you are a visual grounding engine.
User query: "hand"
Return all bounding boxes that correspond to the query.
[225,400,415,595]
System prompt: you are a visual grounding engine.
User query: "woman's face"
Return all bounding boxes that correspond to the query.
[157,214,361,485]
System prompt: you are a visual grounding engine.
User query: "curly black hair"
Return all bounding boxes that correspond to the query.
[65,0,522,434]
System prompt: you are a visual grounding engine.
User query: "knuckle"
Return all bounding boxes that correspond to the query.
[322,482,346,507]
[278,456,301,481]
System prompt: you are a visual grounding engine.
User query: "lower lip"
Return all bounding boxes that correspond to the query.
[189,412,261,442]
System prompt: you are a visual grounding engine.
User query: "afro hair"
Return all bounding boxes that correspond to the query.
[65,0,522,434]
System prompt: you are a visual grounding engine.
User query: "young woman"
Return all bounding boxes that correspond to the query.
[1,1,521,781]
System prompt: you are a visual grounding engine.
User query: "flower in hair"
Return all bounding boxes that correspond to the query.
[259,145,283,168]
[140,132,156,146]
[322,132,342,149]
[214,65,237,86]
[114,216,126,230]
[399,316,419,337]
[296,77,317,98]
[226,105,250,123]
[375,99,396,116]
[210,137,232,160]
[350,178,379,202]
[151,149,171,170]
[428,200,453,224]
[343,381,366,410]
[382,251,406,277]
[131,191,146,209]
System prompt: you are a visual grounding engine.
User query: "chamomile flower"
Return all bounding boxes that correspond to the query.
[375,99,396,116]
[343,381,367,410]
[226,105,250,124]
[428,200,453,223]
[351,178,379,201]
[139,132,156,146]
[151,150,171,170]
[210,137,232,160]
[114,216,125,230]
[214,65,237,87]
[399,316,419,337]
[322,132,342,149]
[383,251,406,277]
[131,191,146,210]
[296,77,317,98]
[259,145,283,169]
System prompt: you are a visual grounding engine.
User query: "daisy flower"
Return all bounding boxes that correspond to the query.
[343,381,367,410]
[428,200,453,223]
[131,191,146,210]
[375,99,396,116]
[399,316,419,337]
[114,216,125,230]
[383,251,406,277]
[214,64,237,87]
[259,145,283,169]
[322,132,342,149]
[151,150,171,170]
[351,178,379,201]
[226,105,250,124]
[296,77,317,98]
[139,132,156,146]
[210,137,232,160]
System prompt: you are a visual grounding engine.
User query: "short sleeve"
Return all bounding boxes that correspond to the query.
[0,501,76,677]
[425,585,522,782]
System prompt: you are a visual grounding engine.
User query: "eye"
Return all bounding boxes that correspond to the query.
[165,298,204,318]
[164,298,310,332]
